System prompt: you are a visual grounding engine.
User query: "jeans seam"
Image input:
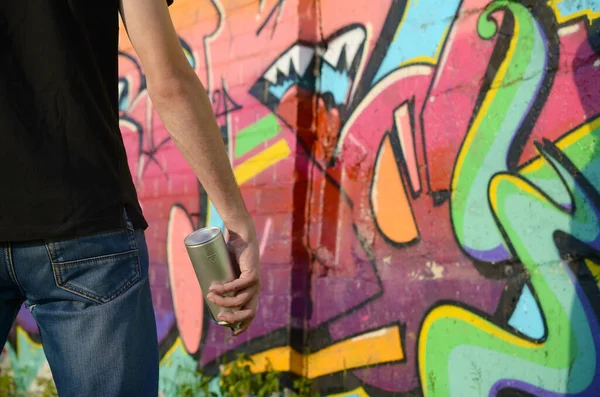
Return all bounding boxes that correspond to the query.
[6,244,25,296]
[45,242,104,305]
[124,208,137,249]
[52,248,139,267]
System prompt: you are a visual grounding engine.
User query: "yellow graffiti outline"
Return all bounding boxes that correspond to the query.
[328,387,371,397]
[452,17,521,190]
[14,326,43,358]
[160,337,186,368]
[398,25,451,68]
[389,1,452,68]
[584,258,600,289]
[222,326,404,379]
[16,326,42,349]
[556,116,600,151]
[489,172,551,213]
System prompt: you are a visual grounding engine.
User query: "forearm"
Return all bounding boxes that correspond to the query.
[148,72,254,238]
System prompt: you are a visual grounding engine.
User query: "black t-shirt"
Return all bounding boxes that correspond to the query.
[0,1,171,241]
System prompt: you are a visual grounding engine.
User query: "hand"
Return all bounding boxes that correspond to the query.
[206,224,261,336]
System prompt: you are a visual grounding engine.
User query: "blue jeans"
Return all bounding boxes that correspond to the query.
[0,213,159,396]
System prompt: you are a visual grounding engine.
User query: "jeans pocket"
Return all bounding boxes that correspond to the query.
[46,227,141,304]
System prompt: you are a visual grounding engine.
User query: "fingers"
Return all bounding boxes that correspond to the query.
[208,231,261,336]
[209,274,259,295]
[217,294,258,336]
[206,287,253,308]
[216,308,254,325]
[232,320,251,336]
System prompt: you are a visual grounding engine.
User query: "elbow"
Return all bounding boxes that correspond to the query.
[148,75,191,103]
[148,71,206,105]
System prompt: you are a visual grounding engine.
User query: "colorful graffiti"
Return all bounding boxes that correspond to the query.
[4,0,600,395]
[420,2,600,395]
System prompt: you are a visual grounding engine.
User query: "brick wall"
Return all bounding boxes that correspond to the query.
[7,1,600,396]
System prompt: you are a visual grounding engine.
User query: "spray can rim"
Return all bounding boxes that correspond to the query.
[184,226,223,247]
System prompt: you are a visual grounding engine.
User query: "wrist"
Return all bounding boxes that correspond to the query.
[224,213,256,242]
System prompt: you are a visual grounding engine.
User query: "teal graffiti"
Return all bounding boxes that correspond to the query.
[5,329,47,395]
[159,339,201,397]
[450,0,548,262]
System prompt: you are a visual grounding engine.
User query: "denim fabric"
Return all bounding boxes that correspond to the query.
[0,212,159,396]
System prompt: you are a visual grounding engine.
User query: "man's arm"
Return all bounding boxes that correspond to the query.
[119,0,260,335]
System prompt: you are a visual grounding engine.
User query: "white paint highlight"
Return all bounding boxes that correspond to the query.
[259,218,273,257]
[264,45,314,83]
[323,27,366,68]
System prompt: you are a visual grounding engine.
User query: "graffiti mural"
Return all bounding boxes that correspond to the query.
[4,0,600,396]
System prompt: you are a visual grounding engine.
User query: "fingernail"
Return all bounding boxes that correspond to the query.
[207,293,215,302]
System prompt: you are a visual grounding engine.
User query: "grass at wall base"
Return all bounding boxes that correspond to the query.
[0,353,319,397]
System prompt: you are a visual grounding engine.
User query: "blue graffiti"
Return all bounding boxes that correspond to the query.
[508,285,545,340]
[372,0,461,84]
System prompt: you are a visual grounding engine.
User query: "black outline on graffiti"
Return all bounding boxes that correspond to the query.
[346,0,411,115]
[212,79,243,119]
[256,0,287,38]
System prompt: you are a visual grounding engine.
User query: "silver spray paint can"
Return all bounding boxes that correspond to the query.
[184,226,241,330]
